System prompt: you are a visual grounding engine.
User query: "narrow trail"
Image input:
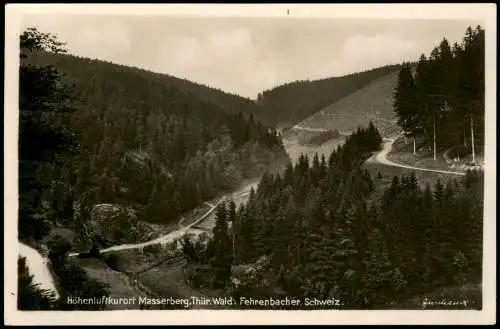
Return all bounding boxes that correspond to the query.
[19,129,466,301]
[291,125,328,133]
[290,111,332,133]
[291,123,351,136]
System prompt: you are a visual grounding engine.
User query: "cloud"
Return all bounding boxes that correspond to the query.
[22,16,132,64]
[69,21,131,61]
[341,34,418,73]
[155,27,279,98]
[20,15,478,98]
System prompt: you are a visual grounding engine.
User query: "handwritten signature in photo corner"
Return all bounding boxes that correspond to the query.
[421,297,471,309]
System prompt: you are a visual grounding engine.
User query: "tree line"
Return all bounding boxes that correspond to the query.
[394,25,484,161]
[19,28,283,245]
[198,122,483,308]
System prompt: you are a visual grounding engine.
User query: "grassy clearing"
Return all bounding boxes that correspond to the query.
[76,258,147,310]
[363,159,452,206]
[388,137,466,173]
[105,242,181,273]
[364,150,461,208]
[297,129,341,146]
[136,259,215,309]
[75,246,187,309]
[283,132,346,166]
[364,160,456,189]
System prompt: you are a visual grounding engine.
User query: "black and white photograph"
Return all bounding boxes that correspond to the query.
[4,3,496,325]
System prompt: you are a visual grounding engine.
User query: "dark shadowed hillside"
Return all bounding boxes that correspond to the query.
[21,48,288,250]
[256,64,402,127]
[27,52,406,129]
[25,51,263,121]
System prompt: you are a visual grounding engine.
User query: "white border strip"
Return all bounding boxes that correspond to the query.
[4,3,496,325]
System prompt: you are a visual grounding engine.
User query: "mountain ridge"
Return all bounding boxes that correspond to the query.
[256,64,405,126]
[27,51,411,128]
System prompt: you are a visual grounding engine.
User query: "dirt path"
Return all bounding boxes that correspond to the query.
[291,125,328,133]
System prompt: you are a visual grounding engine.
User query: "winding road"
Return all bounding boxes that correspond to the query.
[67,199,224,257]
[18,134,466,300]
[64,180,259,257]
[18,243,60,299]
[373,137,466,176]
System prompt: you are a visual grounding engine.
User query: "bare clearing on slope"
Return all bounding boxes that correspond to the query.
[283,71,401,166]
[300,71,401,138]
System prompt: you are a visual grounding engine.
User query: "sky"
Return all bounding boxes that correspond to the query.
[21,15,481,99]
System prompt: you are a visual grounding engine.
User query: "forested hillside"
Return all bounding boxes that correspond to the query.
[394,25,484,161]
[30,52,403,129]
[202,123,483,309]
[256,64,402,126]
[17,25,486,312]
[25,51,263,121]
[19,28,286,248]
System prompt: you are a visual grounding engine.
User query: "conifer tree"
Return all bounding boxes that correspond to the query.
[393,26,484,158]
[394,63,418,154]
[18,257,56,310]
[211,202,233,288]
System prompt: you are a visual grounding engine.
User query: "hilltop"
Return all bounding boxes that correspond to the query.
[256,64,402,127]
[24,51,262,121]
[26,52,410,130]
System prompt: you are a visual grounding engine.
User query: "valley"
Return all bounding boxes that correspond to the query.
[17,24,485,312]
[21,93,477,309]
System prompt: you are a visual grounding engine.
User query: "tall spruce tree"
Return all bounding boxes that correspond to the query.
[211,202,233,288]
[394,63,418,154]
